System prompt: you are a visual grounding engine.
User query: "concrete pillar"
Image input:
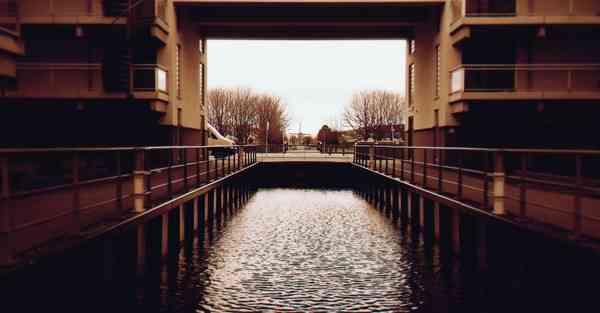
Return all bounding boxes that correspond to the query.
[451,208,461,255]
[400,188,409,227]
[168,206,181,257]
[492,151,506,215]
[207,189,215,229]
[216,187,222,225]
[197,194,205,233]
[184,201,194,244]
[0,157,13,266]
[411,193,420,231]
[438,205,453,255]
[145,215,163,286]
[476,219,488,271]
[423,198,435,246]
[133,149,147,213]
[136,225,146,277]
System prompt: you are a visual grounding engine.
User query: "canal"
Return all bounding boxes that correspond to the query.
[147,187,597,313]
[2,163,599,312]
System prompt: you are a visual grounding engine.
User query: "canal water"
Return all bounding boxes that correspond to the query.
[3,185,599,312]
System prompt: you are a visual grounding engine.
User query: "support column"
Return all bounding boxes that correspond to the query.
[197,194,205,234]
[368,144,375,169]
[0,157,13,266]
[207,190,215,229]
[492,151,506,215]
[133,149,147,213]
[423,198,435,246]
[168,206,181,257]
[400,188,409,227]
[411,193,420,231]
[184,201,194,244]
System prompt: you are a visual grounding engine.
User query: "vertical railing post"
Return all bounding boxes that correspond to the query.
[196,148,201,187]
[457,150,464,199]
[411,148,415,183]
[206,147,211,182]
[72,152,81,233]
[369,144,375,170]
[573,155,583,236]
[438,148,443,193]
[133,149,146,213]
[0,157,13,265]
[519,153,528,217]
[423,149,428,187]
[392,147,396,178]
[116,151,123,212]
[492,150,506,215]
[239,146,244,169]
[183,148,189,191]
[167,149,173,198]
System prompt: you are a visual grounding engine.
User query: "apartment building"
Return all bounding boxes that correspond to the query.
[0,0,206,147]
[407,0,600,149]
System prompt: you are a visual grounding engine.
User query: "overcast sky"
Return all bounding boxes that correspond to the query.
[207,40,406,135]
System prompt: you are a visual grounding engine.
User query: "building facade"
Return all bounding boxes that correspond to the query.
[0,0,206,147]
[407,0,600,149]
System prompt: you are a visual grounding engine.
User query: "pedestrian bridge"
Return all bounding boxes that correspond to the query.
[1,144,599,272]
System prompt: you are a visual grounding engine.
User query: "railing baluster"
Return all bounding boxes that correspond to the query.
[206,148,211,182]
[392,147,396,178]
[573,155,583,236]
[183,148,188,191]
[116,151,123,212]
[72,152,81,233]
[458,150,463,199]
[411,147,416,183]
[167,149,173,198]
[438,148,443,193]
[483,151,489,209]
[196,148,201,187]
[1,157,12,236]
[401,147,405,181]
[520,152,527,217]
[423,149,427,188]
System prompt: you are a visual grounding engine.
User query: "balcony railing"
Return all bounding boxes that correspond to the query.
[450,64,600,94]
[11,63,108,98]
[0,0,18,33]
[18,0,111,19]
[455,0,600,18]
[131,64,168,94]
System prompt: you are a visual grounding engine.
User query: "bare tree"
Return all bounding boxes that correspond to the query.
[343,90,405,140]
[207,87,290,144]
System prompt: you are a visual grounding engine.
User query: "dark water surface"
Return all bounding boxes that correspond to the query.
[4,187,598,312]
[158,189,466,312]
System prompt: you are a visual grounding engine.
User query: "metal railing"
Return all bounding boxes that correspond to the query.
[354,144,600,239]
[18,0,102,18]
[11,63,104,96]
[454,0,600,18]
[255,144,355,161]
[0,145,257,263]
[451,64,600,94]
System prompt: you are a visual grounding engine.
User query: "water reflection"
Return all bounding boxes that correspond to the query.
[158,189,458,312]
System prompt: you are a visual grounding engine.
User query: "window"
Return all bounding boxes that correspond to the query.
[435,45,441,98]
[176,44,182,98]
[409,63,416,106]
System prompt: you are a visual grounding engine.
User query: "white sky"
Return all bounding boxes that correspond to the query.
[207,40,406,135]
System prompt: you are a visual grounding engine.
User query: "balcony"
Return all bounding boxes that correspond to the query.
[5,63,126,99]
[5,63,168,106]
[449,64,600,106]
[131,64,169,110]
[451,0,600,34]
[18,0,125,25]
[133,0,169,45]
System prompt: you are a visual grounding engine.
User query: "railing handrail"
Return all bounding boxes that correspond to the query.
[450,63,600,72]
[16,62,103,70]
[354,145,600,156]
[0,145,257,154]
